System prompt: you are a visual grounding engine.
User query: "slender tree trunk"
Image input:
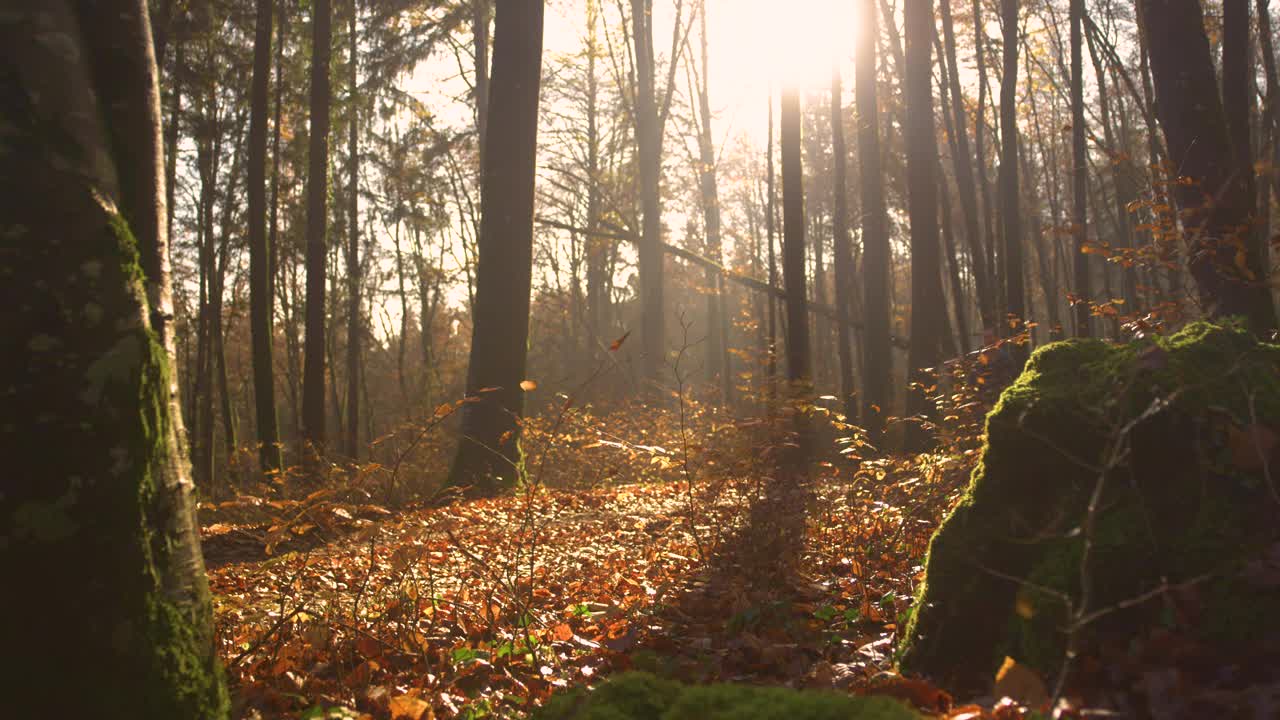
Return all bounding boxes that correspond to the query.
[939,164,971,354]
[1069,0,1091,336]
[1000,0,1025,329]
[345,0,361,460]
[857,0,891,441]
[164,37,183,252]
[585,0,606,349]
[780,86,812,471]
[1141,0,1277,331]
[473,0,490,171]
[632,0,665,387]
[1260,0,1280,202]
[1084,22,1139,312]
[269,0,286,307]
[830,66,858,421]
[940,0,996,328]
[195,103,219,490]
[974,0,998,288]
[1259,0,1280,281]
[766,92,780,407]
[303,0,332,458]
[212,118,246,470]
[905,0,944,451]
[695,3,730,403]
[1,2,227,714]
[1224,0,1269,310]
[249,0,282,474]
[448,0,545,493]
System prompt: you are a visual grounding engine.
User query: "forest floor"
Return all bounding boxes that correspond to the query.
[203,445,991,719]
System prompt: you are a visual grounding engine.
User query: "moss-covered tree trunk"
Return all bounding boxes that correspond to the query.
[0,2,228,716]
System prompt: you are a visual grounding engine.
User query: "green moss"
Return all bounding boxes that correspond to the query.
[535,672,922,720]
[900,322,1280,691]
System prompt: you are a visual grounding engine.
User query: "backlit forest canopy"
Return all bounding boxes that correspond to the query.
[4,0,1279,717]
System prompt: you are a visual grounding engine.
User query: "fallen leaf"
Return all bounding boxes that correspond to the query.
[389,694,431,720]
[993,656,1050,708]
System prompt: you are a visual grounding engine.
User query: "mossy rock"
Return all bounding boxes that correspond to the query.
[534,672,922,720]
[899,322,1280,691]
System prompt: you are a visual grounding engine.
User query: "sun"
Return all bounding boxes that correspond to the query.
[713,0,857,90]
[701,0,857,144]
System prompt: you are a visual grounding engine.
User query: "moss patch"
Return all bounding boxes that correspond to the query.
[534,672,922,720]
[899,322,1280,691]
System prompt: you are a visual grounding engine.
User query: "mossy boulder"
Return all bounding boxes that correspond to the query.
[899,322,1280,691]
[534,672,923,720]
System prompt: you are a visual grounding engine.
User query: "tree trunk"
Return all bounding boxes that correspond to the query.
[303,0,332,457]
[1000,0,1025,327]
[780,86,812,471]
[249,0,282,474]
[1070,0,1092,336]
[766,92,780,406]
[1141,0,1278,332]
[270,0,287,319]
[585,0,606,349]
[1,2,227,714]
[448,0,545,494]
[940,0,996,328]
[1084,21,1139,312]
[857,0,891,441]
[974,0,998,289]
[905,0,945,451]
[473,0,491,171]
[939,162,972,354]
[830,66,858,422]
[695,3,730,404]
[1224,0,1269,313]
[632,0,665,387]
[345,0,361,460]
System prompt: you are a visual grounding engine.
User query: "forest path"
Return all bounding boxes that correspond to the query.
[205,454,967,718]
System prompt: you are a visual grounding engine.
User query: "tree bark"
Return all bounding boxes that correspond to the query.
[448,0,545,493]
[830,66,858,422]
[940,0,996,328]
[303,0,332,457]
[694,3,730,403]
[1001,0,1025,326]
[857,0,891,441]
[1070,0,1092,336]
[345,0,361,460]
[1,2,227,714]
[780,85,812,471]
[632,0,666,387]
[767,91,780,406]
[1141,0,1278,332]
[473,0,491,172]
[249,0,282,474]
[905,0,945,450]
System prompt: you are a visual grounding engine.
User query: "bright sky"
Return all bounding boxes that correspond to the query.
[394,0,861,318]
[409,0,860,148]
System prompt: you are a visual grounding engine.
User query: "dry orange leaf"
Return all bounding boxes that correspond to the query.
[993,656,1050,708]
[389,694,431,720]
